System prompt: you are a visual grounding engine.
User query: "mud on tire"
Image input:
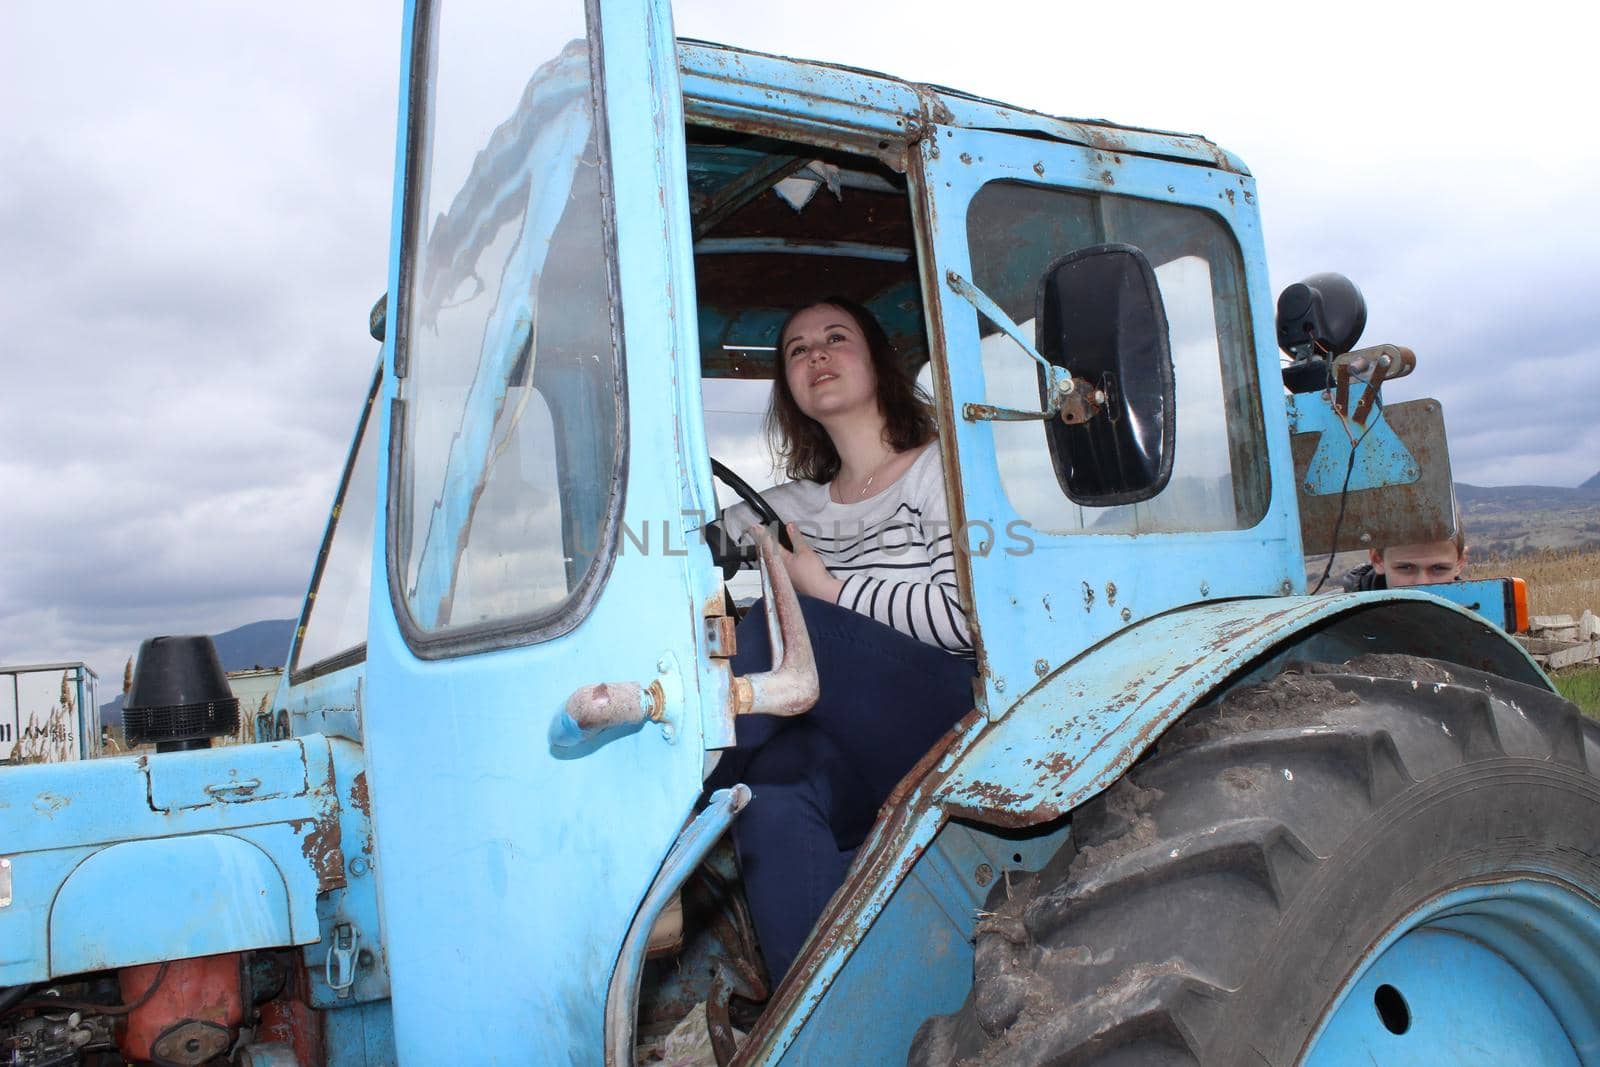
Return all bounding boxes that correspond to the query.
[908,654,1600,1066]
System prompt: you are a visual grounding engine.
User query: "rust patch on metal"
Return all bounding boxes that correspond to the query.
[943,795,1059,830]
[291,815,347,894]
[943,777,1037,810]
[349,771,370,817]
[349,770,374,855]
[1026,750,1075,778]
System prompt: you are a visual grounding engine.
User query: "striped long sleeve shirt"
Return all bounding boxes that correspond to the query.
[722,444,973,655]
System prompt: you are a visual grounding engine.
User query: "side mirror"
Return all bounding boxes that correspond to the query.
[1035,243,1174,506]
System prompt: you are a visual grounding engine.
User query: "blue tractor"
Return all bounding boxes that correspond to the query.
[4,2,1596,1064]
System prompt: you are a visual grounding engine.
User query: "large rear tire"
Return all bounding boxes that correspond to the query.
[909,654,1600,1065]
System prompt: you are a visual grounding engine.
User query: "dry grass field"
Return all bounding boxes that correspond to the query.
[1468,548,1600,716]
[1468,547,1600,622]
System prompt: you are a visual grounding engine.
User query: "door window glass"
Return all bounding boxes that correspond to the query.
[963,182,1268,533]
[395,2,624,637]
[293,380,378,677]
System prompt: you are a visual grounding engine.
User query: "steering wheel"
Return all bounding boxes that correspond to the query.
[708,458,793,578]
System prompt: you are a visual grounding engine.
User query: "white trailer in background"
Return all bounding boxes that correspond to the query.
[0,662,99,764]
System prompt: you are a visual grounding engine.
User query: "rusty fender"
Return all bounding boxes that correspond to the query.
[936,592,1545,828]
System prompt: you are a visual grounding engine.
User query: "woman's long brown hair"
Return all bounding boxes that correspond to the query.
[766,296,936,484]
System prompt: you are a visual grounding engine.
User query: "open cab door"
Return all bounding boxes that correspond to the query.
[366,1,720,1057]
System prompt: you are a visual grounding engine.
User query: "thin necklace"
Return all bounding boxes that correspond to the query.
[837,451,897,502]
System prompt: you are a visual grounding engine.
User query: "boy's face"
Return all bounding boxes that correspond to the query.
[1371,541,1464,587]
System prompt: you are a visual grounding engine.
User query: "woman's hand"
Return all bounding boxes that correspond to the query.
[779,522,844,603]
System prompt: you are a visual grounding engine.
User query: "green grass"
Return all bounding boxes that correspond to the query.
[1553,666,1600,719]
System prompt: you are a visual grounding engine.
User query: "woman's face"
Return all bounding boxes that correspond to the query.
[780,304,878,423]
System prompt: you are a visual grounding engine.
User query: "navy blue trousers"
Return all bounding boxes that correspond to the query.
[706,595,976,985]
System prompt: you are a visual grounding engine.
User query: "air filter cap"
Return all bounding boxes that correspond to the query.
[124,635,239,749]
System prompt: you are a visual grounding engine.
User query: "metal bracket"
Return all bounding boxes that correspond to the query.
[705,615,737,659]
[945,270,1086,419]
[1290,382,1420,497]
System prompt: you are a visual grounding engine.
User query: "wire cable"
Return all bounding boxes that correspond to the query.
[1310,390,1384,595]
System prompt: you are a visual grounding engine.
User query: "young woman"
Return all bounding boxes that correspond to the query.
[709,297,977,988]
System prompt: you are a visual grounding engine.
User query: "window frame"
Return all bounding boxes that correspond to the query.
[289,369,382,686]
[962,177,1271,535]
[384,0,630,660]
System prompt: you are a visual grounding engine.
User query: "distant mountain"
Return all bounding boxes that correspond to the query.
[100,618,295,726]
[212,618,297,672]
[1582,470,1600,491]
[1455,483,1600,558]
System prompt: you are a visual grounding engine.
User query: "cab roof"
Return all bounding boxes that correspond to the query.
[677,39,1249,176]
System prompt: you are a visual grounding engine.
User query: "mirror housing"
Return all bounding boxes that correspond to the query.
[1035,243,1175,506]
[1277,273,1367,392]
[369,292,388,342]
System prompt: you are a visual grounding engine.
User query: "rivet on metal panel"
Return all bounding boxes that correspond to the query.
[994,677,1006,693]
[1033,162,1045,176]
[1033,659,1049,678]
[959,152,972,164]
[974,863,994,887]
[1279,580,1294,596]
[348,856,369,877]
[1105,581,1118,607]
[1200,581,1211,597]
[1082,582,1095,612]
[1121,607,1133,623]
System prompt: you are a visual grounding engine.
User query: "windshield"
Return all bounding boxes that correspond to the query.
[394,2,624,642]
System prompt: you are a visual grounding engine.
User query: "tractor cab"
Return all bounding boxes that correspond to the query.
[350,1,1309,1057]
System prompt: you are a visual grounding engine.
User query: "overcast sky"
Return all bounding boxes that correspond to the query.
[3,1,1596,693]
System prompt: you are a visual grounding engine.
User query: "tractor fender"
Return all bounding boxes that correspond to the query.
[48,834,301,975]
[937,591,1546,828]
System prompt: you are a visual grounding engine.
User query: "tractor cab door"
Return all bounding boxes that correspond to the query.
[365,1,715,1058]
[913,127,1304,717]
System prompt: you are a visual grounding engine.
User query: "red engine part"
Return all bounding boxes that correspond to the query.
[117,954,245,1066]
[253,959,323,1067]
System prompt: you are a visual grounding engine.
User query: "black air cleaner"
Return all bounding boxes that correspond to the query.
[123,636,240,752]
